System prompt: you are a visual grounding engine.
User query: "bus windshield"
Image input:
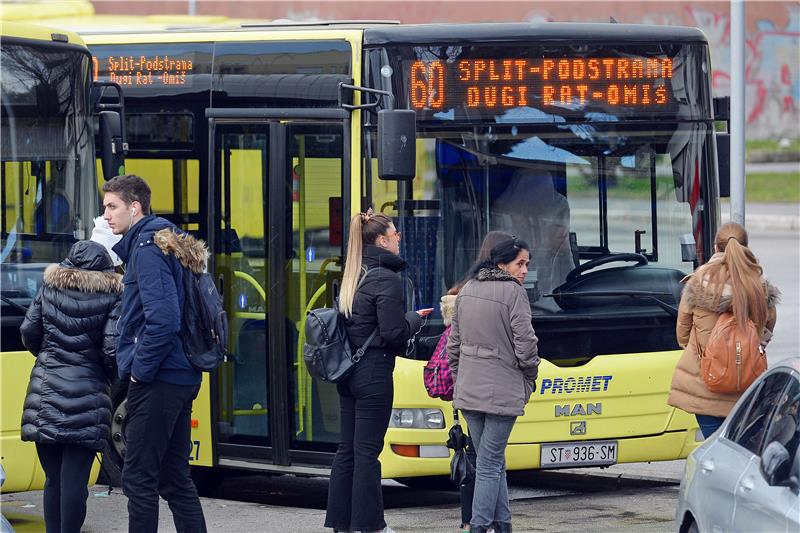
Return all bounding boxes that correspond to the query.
[1,41,96,348]
[372,122,714,360]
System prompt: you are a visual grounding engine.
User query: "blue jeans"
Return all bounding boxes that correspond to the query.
[461,410,517,529]
[696,414,725,439]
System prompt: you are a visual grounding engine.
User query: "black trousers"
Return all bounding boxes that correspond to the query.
[123,380,206,533]
[35,442,96,533]
[325,352,395,532]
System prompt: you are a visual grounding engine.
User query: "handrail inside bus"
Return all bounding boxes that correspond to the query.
[233,271,266,302]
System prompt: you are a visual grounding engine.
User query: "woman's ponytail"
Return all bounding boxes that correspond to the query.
[339,213,364,318]
[712,222,767,331]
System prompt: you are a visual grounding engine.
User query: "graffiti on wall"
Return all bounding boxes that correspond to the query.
[526,4,800,139]
[686,5,799,138]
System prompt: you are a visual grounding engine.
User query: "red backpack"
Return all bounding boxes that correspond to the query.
[423,326,454,400]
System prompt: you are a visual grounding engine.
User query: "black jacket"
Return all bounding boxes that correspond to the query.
[345,245,422,355]
[20,241,122,451]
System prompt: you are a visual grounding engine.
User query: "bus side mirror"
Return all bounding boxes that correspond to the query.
[680,233,697,263]
[99,110,126,181]
[716,132,730,198]
[378,109,416,180]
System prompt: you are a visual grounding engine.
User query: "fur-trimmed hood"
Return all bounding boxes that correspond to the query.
[43,263,122,294]
[440,294,457,327]
[153,228,209,274]
[476,266,521,284]
[682,253,780,313]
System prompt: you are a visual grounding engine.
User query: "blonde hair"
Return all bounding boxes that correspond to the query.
[339,209,393,318]
[704,222,768,330]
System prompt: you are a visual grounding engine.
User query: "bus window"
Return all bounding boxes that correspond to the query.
[372,123,710,360]
[98,158,200,230]
[288,124,344,449]
[1,41,95,352]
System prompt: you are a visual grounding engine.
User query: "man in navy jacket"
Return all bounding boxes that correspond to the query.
[104,174,206,533]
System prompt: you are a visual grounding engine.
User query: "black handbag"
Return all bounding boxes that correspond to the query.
[446,409,475,486]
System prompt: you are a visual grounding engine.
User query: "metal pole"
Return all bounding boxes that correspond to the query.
[188,0,196,16]
[730,0,746,225]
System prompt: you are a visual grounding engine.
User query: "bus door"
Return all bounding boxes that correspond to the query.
[208,112,348,470]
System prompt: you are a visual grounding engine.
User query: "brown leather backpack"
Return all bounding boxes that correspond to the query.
[698,312,767,394]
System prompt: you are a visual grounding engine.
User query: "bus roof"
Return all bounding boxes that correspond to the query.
[53,19,707,48]
[362,22,708,46]
[0,20,87,48]
[0,0,94,21]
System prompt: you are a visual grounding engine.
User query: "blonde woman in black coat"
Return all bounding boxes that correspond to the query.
[20,240,122,533]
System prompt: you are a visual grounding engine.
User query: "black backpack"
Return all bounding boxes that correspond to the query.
[181,268,228,372]
[303,269,377,383]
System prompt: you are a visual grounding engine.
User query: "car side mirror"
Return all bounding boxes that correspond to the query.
[761,441,792,487]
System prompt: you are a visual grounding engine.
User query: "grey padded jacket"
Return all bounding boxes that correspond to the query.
[447,267,540,417]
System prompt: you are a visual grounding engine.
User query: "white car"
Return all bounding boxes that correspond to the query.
[676,358,800,533]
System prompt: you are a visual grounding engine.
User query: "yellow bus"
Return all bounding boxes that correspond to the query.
[30,20,727,487]
[0,20,125,492]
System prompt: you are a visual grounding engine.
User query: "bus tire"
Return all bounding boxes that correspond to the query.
[99,381,129,487]
[395,475,456,491]
[190,466,225,496]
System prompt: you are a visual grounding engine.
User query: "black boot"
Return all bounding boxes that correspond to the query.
[494,522,512,533]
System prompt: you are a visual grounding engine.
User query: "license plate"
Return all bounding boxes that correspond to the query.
[540,440,618,468]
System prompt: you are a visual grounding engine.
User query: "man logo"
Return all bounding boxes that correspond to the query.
[571,421,586,435]
[555,403,602,417]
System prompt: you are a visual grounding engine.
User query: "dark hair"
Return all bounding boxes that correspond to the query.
[448,230,513,295]
[102,174,152,215]
[470,236,530,278]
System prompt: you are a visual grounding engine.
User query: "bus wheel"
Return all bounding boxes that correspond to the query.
[395,476,456,491]
[100,384,129,487]
[190,466,225,496]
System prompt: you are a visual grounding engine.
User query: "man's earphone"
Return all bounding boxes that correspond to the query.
[131,207,137,217]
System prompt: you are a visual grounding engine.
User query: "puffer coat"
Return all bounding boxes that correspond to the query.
[20,241,122,451]
[447,267,540,417]
[344,244,422,356]
[667,253,780,418]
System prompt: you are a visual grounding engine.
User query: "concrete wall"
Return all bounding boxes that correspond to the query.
[94,1,800,140]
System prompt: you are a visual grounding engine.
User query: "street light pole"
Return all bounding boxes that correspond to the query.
[730,0,746,225]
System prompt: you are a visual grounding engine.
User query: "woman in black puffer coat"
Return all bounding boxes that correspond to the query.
[325,209,430,533]
[20,240,122,533]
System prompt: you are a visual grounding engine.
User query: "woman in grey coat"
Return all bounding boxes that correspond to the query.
[447,237,540,533]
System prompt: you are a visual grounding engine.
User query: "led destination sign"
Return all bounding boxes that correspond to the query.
[92,54,195,87]
[409,56,674,114]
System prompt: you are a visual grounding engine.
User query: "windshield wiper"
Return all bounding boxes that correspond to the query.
[546,290,678,317]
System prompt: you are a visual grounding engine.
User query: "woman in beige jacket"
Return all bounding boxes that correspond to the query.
[667,222,779,438]
[447,236,540,533]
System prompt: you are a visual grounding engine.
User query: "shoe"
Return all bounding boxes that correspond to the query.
[493,522,511,533]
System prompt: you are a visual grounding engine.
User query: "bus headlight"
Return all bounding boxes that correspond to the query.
[389,408,445,429]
